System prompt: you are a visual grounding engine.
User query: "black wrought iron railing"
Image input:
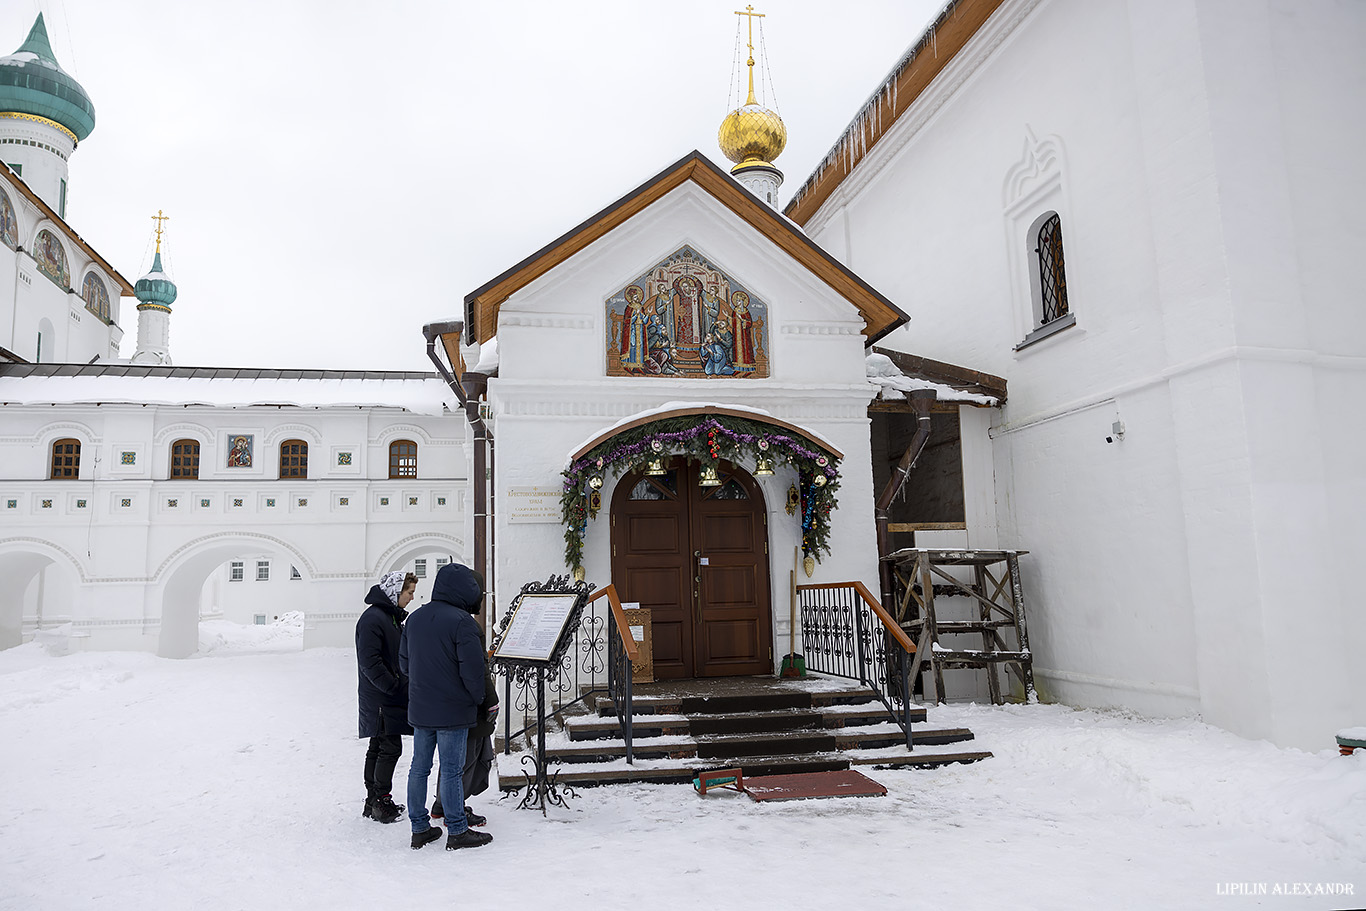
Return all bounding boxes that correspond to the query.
[496,583,638,764]
[798,580,917,749]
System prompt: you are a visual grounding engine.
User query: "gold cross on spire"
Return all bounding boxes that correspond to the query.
[151,210,170,255]
[734,5,766,105]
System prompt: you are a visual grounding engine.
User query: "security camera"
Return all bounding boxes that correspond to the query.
[1106,420,1126,444]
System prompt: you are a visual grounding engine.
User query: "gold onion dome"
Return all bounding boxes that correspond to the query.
[718,103,787,172]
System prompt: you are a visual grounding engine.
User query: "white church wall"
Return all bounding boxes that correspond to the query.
[800,0,1365,746]
[485,182,880,665]
[0,400,468,655]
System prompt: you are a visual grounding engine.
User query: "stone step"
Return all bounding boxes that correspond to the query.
[495,747,994,789]
[541,727,975,764]
[593,685,883,718]
[567,704,929,741]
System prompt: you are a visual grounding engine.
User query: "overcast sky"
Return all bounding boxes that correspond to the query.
[12,0,945,370]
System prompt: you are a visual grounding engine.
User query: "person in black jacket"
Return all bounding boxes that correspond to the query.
[399,562,493,851]
[355,571,416,824]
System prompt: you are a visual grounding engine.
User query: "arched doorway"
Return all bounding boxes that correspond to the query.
[610,458,772,679]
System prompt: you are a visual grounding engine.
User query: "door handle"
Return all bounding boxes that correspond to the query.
[693,550,703,622]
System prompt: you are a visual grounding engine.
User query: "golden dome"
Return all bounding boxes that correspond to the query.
[718,102,787,171]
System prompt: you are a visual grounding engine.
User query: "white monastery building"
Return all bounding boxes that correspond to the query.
[0,1,1361,753]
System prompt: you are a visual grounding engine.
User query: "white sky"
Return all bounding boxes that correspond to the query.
[11,0,945,370]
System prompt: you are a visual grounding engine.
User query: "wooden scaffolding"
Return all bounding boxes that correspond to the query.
[885,548,1037,705]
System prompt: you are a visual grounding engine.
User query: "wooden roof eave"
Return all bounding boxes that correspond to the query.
[463,151,908,347]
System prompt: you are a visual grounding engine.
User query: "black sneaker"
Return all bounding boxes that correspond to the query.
[411,826,443,850]
[464,805,487,827]
[370,795,404,825]
[446,828,493,851]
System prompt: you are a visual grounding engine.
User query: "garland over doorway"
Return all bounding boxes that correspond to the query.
[561,406,841,572]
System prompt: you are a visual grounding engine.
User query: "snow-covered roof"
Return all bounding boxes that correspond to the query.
[866,352,999,406]
[0,365,457,416]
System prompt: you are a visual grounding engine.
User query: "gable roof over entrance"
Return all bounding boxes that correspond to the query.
[463,151,908,347]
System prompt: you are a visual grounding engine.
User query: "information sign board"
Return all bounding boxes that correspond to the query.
[492,593,579,662]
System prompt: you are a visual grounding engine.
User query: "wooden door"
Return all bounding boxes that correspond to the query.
[611,459,772,678]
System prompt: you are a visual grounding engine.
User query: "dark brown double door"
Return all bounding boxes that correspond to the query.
[611,459,773,678]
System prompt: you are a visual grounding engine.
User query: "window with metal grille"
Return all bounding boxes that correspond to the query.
[50,438,80,479]
[389,440,417,479]
[1035,213,1070,325]
[279,440,308,479]
[230,562,244,582]
[170,439,200,479]
[257,561,270,582]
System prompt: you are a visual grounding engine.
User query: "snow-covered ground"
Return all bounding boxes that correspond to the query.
[2,623,1363,910]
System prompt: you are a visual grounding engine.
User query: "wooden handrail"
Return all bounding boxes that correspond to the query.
[797,580,917,654]
[588,584,641,664]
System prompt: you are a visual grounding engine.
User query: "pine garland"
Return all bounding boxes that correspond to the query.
[560,414,841,571]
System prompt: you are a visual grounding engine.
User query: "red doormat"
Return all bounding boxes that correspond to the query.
[743,769,887,802]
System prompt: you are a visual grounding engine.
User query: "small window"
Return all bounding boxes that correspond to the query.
[59,179,67,219]
[279,440,308,479]
[253,615,267,626]
[290,565,301,581]
[414,559,427,579]
[1034,213,1070,326]
[435,557,450,569]
[50,438,80,479]
[389,440,417,479]
[256,561,270,582]
[5,162,19,176]
[170,439,200,479]
[230,562,244,582]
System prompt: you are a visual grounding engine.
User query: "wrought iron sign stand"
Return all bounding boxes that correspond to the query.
[489,574,593,815]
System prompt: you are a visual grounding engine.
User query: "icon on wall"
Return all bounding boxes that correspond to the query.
[227,434,253,468]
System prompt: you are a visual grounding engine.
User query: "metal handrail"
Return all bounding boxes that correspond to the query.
[588,584,636,764]
[797,579,917,749]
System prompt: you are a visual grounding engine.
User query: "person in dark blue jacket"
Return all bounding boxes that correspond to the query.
[399,562,493,851]
[356,571,416,824]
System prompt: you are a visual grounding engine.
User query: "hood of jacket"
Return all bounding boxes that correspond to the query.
[428,562,483,614]
[363,585,405,621]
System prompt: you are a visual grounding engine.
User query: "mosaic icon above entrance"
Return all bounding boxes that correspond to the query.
[606,245,769,378]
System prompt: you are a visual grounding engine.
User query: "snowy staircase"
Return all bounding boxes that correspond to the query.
[495,676,991,789]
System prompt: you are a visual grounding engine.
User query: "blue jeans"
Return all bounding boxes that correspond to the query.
[408,726,470,835]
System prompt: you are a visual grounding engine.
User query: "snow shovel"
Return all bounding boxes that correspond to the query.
[780,545,806,678]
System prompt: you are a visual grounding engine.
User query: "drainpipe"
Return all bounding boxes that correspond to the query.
[875,388,936,615]
[423,321,495,627]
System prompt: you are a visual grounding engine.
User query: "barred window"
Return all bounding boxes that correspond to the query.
[279,440,308,479]
[170,439,200,479]
[50,438,80,479]
[389,440,417,479]
[1035,212,1070,326]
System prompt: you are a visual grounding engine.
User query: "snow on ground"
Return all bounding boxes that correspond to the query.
[2,626,1363,911]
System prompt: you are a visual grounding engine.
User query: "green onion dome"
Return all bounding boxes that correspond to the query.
[134,251,177,308]
[0,14,96,143]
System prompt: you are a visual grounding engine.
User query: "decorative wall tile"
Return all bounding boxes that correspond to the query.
[437,497,447,506]
[167,499,178,508]
[408,497,418,506]
[200,499,211,508]
[233,498,244,508]
[5,500,15,509]
[120,451,136,465]
[41,499,52,508]
[265,498,276,508]
[379,497,389,506]
[337,452,352,466]
[297,498,307,507]
[76,499,87,509]
[339,497,349,506]
[121,498,131,508]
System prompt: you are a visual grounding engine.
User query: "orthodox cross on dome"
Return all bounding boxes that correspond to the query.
[734,5,765,105]
[151,209,170,254]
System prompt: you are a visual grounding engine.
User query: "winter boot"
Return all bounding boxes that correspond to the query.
[446,828,493,851]
[464,805,487,827]
[431,799,443,819]
[411,826,443,850]
[362,796,375,819]
[370,794,404,824]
